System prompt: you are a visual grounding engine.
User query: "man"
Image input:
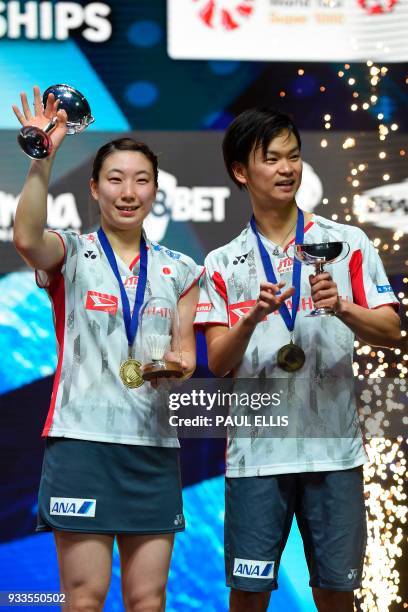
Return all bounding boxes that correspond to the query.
[194,108,401,612]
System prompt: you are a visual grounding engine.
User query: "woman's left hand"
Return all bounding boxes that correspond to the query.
[149,351,190,389]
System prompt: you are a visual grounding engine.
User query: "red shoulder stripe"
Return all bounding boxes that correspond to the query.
[349,249,368,308]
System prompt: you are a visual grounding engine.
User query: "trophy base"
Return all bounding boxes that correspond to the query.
[306,307,335,317]
[18,126,52,159]
[142,360,184,381]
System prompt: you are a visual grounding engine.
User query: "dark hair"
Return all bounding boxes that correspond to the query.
[91,138,159,187]
[222,108,301,189]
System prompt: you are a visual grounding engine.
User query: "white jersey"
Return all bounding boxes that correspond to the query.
[37,230,203,447]
[195,215,398,477]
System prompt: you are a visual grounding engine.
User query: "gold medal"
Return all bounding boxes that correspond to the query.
[277,341,305,372]
[119,358,144,388]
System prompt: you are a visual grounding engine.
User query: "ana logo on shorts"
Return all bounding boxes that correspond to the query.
[194,0,255,30]
[357,0,397,14]
[233,558,274,579]
[50,497,96,517]
[348,568,358,580]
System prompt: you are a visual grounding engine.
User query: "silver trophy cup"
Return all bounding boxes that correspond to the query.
[288,242,350,317]
[18,84,94,159]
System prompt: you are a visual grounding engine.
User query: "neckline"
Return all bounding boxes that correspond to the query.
[96,232,149,271]
[256,215,315,253]
[128,254,140,270]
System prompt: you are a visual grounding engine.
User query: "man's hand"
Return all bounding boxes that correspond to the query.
[309,272,342,314]
[246,281,295,325]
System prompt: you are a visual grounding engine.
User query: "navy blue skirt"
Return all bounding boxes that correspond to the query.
[37,437,184,534]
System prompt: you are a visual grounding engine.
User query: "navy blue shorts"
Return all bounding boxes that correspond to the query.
[225,468,366,592]
[37,437,184,534]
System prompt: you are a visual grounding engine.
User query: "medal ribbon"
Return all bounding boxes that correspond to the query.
[250,208,304,333]
[97,228,148,348]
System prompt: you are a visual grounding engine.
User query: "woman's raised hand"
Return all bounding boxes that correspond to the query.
[12,85,68,154]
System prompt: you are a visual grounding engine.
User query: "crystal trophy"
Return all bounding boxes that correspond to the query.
[139,297,183,380]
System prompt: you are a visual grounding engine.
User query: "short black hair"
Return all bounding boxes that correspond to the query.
[222,108,301,189]
[92,138,158,187]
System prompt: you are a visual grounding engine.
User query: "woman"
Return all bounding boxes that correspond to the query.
[13,86,202,611]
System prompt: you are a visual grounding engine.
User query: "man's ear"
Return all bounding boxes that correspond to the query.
[90,178,98,201]
[231,162,248,187]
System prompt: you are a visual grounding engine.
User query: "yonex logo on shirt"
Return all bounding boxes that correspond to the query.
[50,497,96,517]
[85,291,119,314]
[84,250,97,259]
[233,253,249,265]
[233,558,274,579]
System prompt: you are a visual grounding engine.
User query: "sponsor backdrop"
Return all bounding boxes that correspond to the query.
[1,131,407,275]
[0,1,407,611]
[168,0,408,62]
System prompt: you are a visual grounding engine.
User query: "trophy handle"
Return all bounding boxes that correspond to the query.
[43,118,57,134]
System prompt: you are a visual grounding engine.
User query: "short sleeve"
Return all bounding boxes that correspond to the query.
[177,255,204,299]
[349,229,399,310]
[194,253,229,327]
[35,230,79,289]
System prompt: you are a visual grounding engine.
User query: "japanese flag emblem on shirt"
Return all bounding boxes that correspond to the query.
[161,266,176,278]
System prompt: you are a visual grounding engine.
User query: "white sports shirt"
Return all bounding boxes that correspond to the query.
[195,215,399,477]
[37,230,203,446]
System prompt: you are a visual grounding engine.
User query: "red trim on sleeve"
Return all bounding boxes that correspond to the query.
[42,272,66,437]
[212,271,228,304]
[349,249,368,308]
[180,267,206,299]
[211,271,229,321]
